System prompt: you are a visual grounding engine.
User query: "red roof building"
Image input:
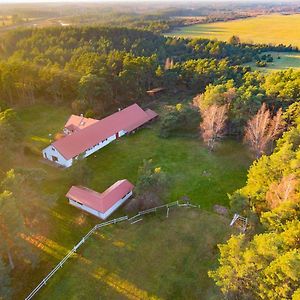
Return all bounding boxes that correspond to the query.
[64,115,99,134]
[66,180,134,219]
[42,104,158,167]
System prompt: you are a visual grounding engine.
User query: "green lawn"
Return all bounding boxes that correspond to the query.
[167,14,300,48]
[38,209,234,300]
[13,103,251,299]
[244,51,300,73]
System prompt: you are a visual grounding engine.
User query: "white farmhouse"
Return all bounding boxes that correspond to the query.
[66,179,134,220]
[42,104,158,167]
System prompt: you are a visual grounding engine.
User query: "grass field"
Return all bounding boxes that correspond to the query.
[10,102,251,299]
[245,51,300,73]
[37,209,235,300]
[168,14,300,48]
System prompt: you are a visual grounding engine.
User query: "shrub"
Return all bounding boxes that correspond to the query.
[159,104,200,138]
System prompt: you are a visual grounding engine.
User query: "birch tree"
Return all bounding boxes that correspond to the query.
[200,104,228,151]
[244,103,282,158]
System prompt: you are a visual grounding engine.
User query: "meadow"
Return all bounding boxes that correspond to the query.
[12,102,251,299]
[245,51,300,73]
[168,14,300,48]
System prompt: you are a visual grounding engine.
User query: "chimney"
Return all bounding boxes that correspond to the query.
[118,108,121,112]
[79,114,85,126]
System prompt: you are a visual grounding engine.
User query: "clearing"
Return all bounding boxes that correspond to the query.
[244,51,300,73]
[167,14,300,48]
[37,208,235,300]
[9,102,251,299]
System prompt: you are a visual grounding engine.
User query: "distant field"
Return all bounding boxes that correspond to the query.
[168,14,300,48]
[246,51,300,73]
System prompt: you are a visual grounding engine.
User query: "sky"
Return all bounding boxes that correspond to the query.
[0,0,293,3]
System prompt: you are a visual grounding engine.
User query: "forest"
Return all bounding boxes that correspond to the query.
[0,13,299,300]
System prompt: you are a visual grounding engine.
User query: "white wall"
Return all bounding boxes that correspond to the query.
[119,130,127,137]
[42,145,73,168]
[83,134,117,158]
[100,190,133,219]
[42,130,128,168]
[68,190,133,220]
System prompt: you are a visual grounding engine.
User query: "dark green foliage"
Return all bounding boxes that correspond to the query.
[135,159,168,209]
[159,104,200,138]
[211,107,300,299]
[0,26,286,113]
[256,60,267,67]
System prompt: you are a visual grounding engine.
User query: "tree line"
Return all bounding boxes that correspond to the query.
[0,26,293,118]
[209,103,300,299]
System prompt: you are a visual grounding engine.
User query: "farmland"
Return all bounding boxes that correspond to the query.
[168,14,300,48]
[245,51,300,73]
[11,102,251,299]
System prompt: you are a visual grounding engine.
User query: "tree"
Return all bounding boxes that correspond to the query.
[266,174,299,209]
[200,104,228,151]
[229,35,241,45]
[159,104,200,138]
[209,221,300,300]
[134,160,167,210]
[244,103,282,158]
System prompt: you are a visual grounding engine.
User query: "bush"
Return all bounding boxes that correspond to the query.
[159,104,200,138]
[256,60,267,67]
[84,109,95,118]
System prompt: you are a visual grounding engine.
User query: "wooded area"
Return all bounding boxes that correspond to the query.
[0,7,299,299]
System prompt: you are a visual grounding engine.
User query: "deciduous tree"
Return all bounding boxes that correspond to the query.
[244,103,282,158]
[200,104,228,151]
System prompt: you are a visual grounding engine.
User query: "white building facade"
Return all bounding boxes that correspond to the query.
[68,190,133,219]
[42,129,127,167]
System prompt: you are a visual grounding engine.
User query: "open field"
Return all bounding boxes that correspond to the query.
[168,14,300,48]
[9,102,251,299]
[245,51,300,73]
[37,209,235,300]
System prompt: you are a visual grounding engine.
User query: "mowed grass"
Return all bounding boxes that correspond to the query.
[244,51,300,73]
[168,14,300,48]
[14,103,251,299]
[38,209,234,300]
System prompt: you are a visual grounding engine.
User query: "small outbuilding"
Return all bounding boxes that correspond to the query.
[66,180,134,220]
[146,87,165,97]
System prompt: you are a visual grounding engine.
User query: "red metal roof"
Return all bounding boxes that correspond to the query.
[65,115,99,132]
[52,104,157,160]
[66,180,134,213]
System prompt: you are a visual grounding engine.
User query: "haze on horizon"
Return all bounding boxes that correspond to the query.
[0,0,295,3]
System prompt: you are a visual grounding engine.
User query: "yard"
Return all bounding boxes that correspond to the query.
[11,102,251,299]
[37,208,235,300]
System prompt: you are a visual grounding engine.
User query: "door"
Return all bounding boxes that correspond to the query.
[52,156,58,162]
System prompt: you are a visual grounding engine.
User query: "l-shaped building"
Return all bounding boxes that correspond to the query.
[42,103,158,167]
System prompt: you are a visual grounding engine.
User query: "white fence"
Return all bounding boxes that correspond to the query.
[25,216,128,300]
[25,201,199,300]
